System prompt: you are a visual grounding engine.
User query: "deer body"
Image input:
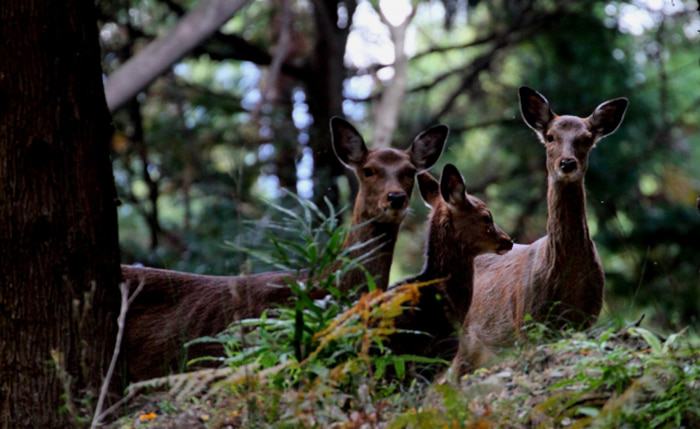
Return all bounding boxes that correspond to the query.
[387,164,512,365]
[123,118,447,380]
[456,87,628,374]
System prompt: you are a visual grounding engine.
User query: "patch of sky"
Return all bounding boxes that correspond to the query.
[292,89,312,129]
[173,62,190,79]
[185,106,209,129]
[258,143,275,162]
[146,164,161,181]
[213,63,238,91]
[297,147,314,199]
[239,62,261,88]
[257,174,280,199]
[242,89,261,111]
[342,100,366,122]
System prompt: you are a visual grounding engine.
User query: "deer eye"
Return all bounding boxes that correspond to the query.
[546,134,554,143]
[362,168,374,177]
[482,214,492,224]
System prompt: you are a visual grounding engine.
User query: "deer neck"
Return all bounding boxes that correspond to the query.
[546,178,591,252]
[417,212,475,320]
[340,219,400,292]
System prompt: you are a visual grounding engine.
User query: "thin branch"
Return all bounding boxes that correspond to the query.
[427,37,509,125]
[410,33,499,62]
[447,117,521,135]
[349,7,553,106]
[345,63,469,104]
[427,5,561,126]
[90,279,145,428]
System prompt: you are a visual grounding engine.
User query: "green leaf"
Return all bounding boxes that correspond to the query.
[576,406,600,417]
[393,357,406,379]
[629,327,662,354]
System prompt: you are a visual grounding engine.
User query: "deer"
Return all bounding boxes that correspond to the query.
[385,164,512,373]
[122,117,448,380]
[454,86,628,375]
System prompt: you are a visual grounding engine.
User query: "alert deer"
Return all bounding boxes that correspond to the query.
[455,86,628,375]
[123,117,448,380]
[386,164,512,368]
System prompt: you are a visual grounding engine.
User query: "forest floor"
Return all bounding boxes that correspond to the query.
[105,321,699,428]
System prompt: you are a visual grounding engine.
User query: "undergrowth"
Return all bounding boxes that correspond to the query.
[108,193,700,428]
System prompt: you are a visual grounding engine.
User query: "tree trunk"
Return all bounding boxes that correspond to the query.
[305,0,357,211]
[0,1,122,427]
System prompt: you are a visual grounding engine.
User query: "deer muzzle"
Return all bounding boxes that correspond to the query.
[496,238,514,255]
[560,158,578,174]
[387,192,407,210]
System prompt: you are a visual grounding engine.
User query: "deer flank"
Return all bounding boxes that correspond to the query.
[455,86,628,375]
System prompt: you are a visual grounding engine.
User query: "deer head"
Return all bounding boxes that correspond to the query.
[419,164,513,258]
[518,86,628,183]
[331,117,447,224]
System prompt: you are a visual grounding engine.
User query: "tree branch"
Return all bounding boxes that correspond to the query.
[157,0,307,79]
[105,0,252,112]
[371,3,417,148]
[410,33,499,62]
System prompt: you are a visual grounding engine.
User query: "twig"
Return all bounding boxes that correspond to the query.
[90,278,145,429]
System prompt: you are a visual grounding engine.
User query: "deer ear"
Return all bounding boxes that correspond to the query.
[407,124,448,172]
[588,97,628,139]
[519,86,554,135]
[417,171,440,208]
[330,117,368,168]
[439,164,467,207]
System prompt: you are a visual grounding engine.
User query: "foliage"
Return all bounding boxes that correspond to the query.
[446,323,700,428]
[108,317,700,428]
[186,192,447,390]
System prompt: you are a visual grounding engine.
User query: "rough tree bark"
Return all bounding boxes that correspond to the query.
[0,1,122,427]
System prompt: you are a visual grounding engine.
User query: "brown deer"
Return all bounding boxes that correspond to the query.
[454,86,628,375]
[123,117,447,380]
[386,164,512,370]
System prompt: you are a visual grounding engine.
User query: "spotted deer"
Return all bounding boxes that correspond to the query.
[455,86,628,375]
[123,117,447,380]
[386,164,512,369]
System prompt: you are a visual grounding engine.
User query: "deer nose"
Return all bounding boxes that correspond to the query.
[496,236,513,255]
[560,158,578,174]
[387,192,407,210]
